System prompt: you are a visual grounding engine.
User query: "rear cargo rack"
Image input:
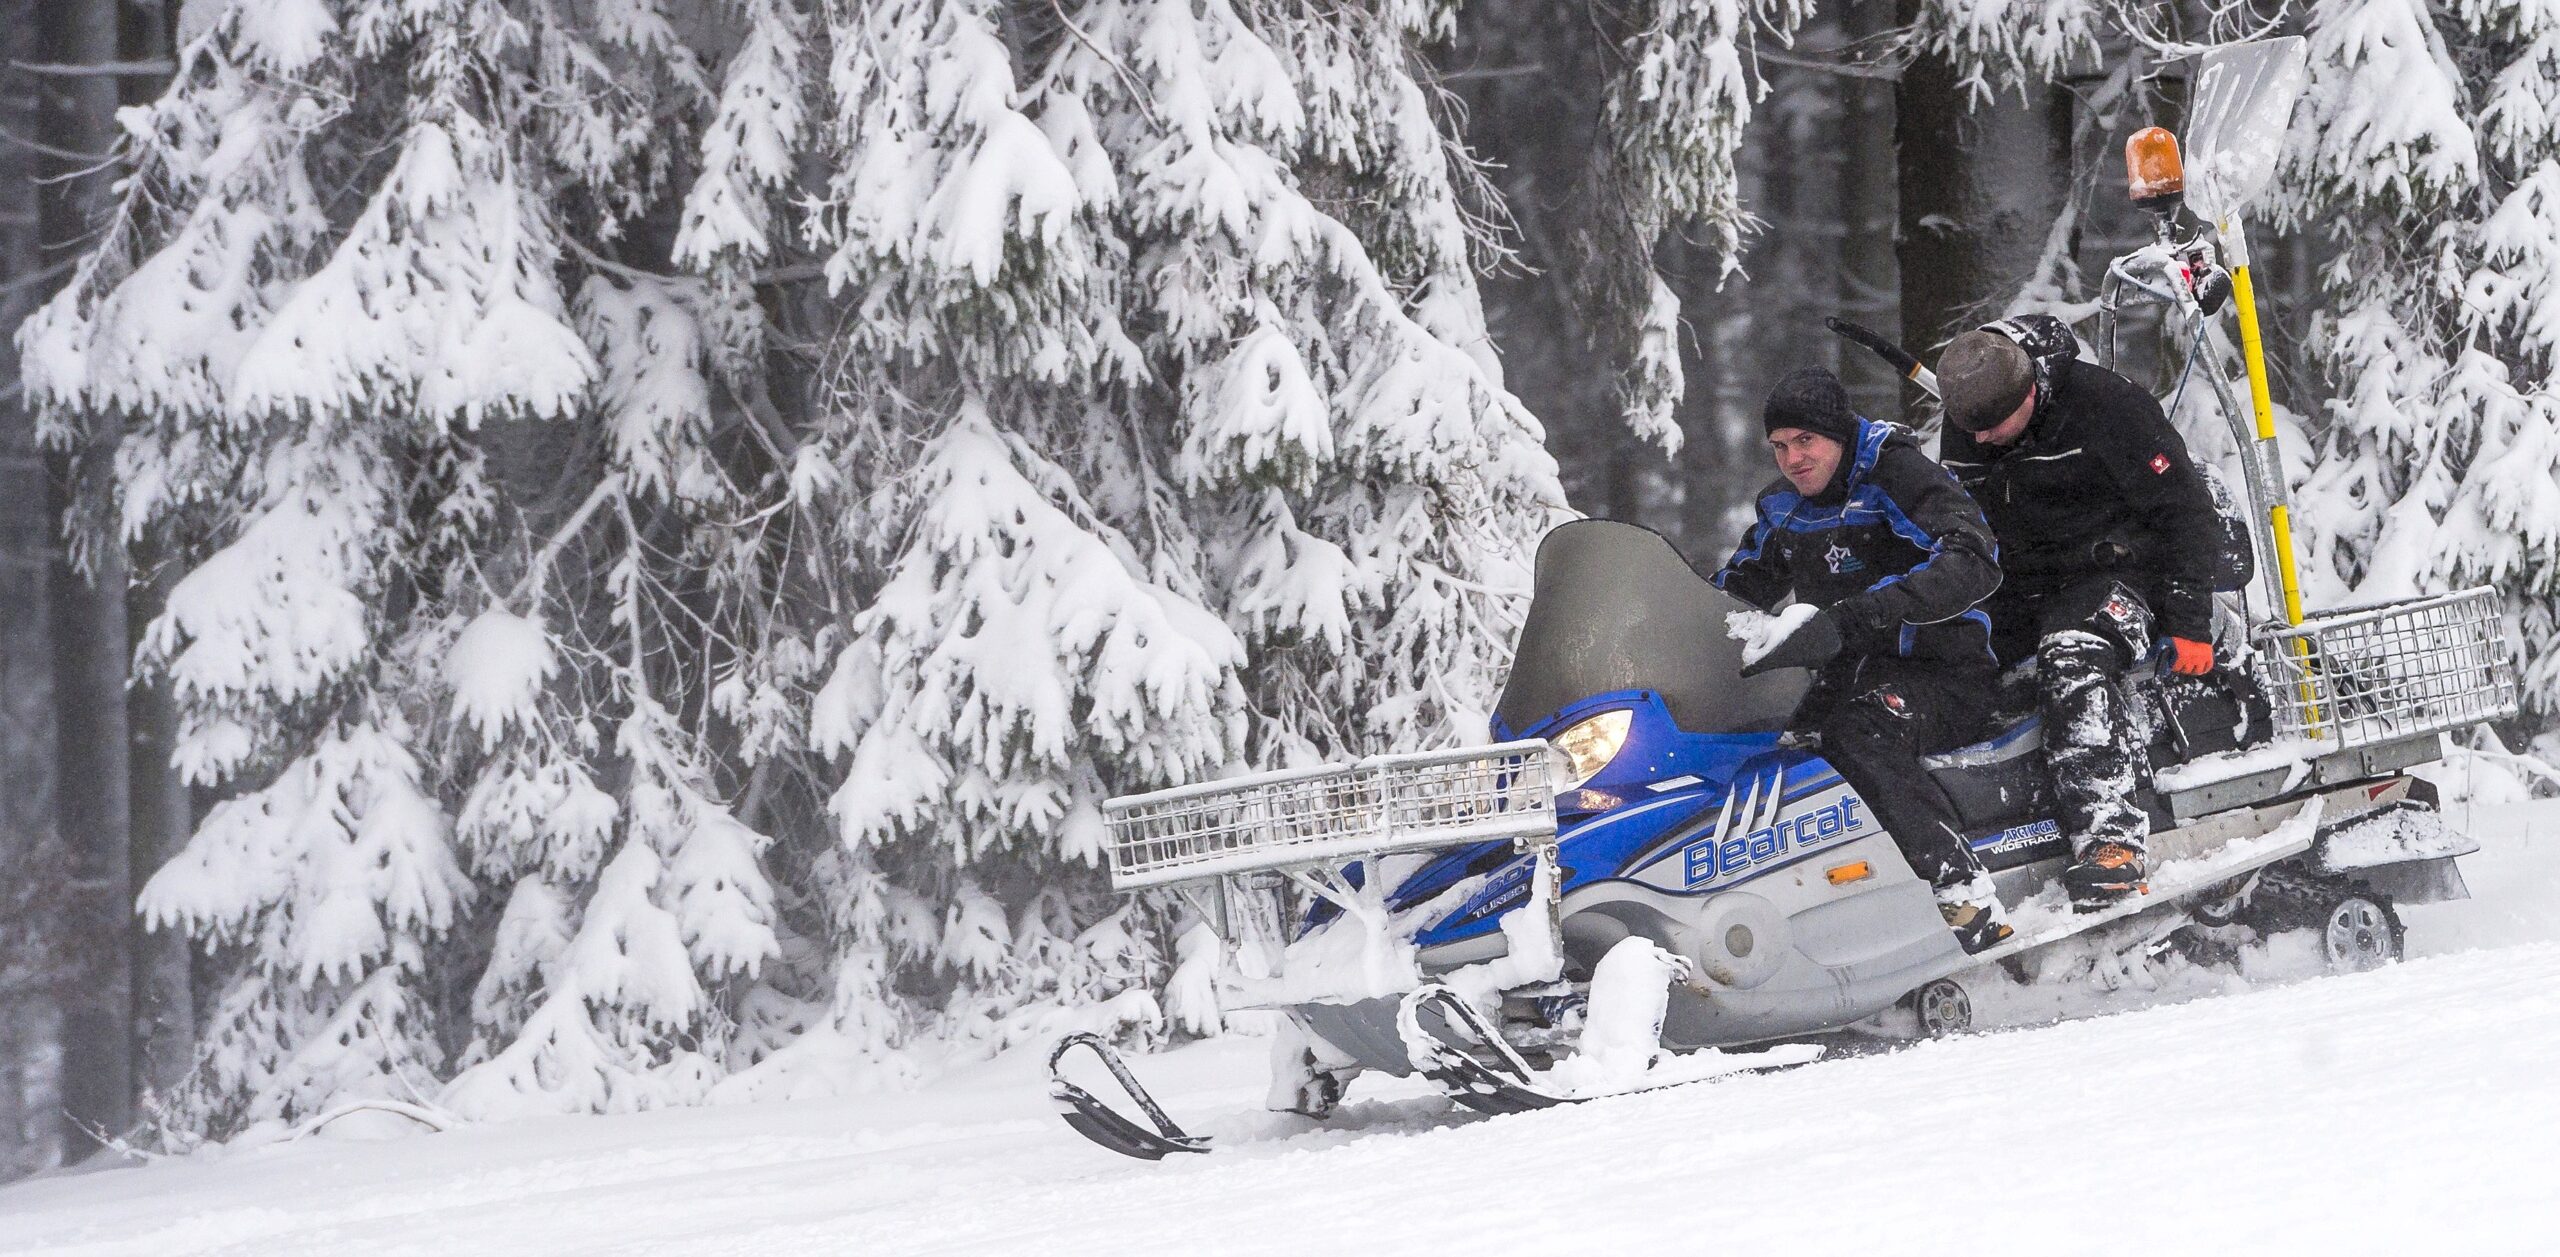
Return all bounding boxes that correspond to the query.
[1103,740,1558,892]
[2253,587,2519,749]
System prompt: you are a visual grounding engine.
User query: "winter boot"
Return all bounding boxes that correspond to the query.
[1934,875,2014,955]
[2065,841,2148,912]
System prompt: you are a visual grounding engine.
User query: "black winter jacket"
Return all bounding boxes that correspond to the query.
[1714,418,2002,666]
[1938,316,2223,642]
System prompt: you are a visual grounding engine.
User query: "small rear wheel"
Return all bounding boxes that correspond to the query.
[2320,892,2404,973]
[1909,978,1972,1038]
[2190,871,2258,928]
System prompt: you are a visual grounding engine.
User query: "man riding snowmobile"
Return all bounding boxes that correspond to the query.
[1712,367,2012,953]
[1936,314,2228,911]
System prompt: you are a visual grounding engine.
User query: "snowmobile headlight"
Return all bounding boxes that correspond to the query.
[1550,710,1632,790]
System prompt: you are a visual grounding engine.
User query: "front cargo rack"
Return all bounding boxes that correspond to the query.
[1103,740,1558,892]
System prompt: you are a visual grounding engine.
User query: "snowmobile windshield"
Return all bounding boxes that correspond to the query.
[1494,519,1808,735]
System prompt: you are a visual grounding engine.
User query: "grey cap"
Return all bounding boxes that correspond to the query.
[1940,330,2035,433]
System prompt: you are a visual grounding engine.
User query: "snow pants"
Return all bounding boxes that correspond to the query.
[1987,575,2157,856]
[1792,656,1997,891]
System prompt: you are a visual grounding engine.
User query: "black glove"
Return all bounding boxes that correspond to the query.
[1741,609,1844,677]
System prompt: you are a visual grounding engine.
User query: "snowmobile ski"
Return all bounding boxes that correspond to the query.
[1048,1033,1210,1160]
[1397,983,1827,1113]
[1396,985,1568,1114]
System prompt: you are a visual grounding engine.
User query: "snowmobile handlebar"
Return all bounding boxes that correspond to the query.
[1825,318,1940,398]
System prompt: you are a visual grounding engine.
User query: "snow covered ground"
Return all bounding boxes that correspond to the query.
[7,803,2557,1257]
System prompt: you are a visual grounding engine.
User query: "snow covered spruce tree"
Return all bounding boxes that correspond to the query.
[2273,0,2560,747]
[19,0,780,1131]
[15,0,590,1133]
[759,0,1567,1076]
[20,0,1564,1132]
[1582,0,1808,452]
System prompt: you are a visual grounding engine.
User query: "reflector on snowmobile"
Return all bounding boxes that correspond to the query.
[1102,740,1559,891]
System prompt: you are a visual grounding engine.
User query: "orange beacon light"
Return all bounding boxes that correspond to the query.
[2126,126,2185,215]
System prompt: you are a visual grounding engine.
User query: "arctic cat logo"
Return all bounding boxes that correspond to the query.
[1971,818,2063,856]
[1825,543,1864,575]
[1455,862,1535,920]
[1683,796,1865,888]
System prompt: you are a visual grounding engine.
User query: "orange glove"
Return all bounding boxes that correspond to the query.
[2168,637,2215,676]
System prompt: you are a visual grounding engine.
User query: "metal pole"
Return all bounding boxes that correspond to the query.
[2223,214,2308,628]
[2225,213,2326,733]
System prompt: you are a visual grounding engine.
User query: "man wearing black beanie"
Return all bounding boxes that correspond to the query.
[1714,367,2012,953]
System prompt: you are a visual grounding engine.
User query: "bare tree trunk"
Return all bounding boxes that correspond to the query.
[128,670,195,1113]
[1894,15,2073,383]
[34,0,137,1160]
[1891,18,1974,360]
[117,0,193,1121]
[0,0,70,1176]
[1442,1,1630,516]
[1837,0,1905,423]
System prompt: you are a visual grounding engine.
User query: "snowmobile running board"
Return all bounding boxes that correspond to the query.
[1048,1033,1210,1160]
[1960,797,2325,972]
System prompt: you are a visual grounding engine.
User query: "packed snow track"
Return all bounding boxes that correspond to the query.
[6,804,2556,1256]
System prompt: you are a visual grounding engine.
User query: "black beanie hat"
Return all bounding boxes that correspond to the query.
[1763,367,1857,445]
[1940,330,2035,433]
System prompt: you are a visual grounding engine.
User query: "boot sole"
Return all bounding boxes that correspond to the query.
[2068,881,2150,913]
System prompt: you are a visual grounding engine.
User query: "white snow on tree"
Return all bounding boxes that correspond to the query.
[674,0,806,271]
[1905,0,2099,104]
[2273,0,2560,733]
[136,722,470,1134]
[809,0,1118,382]
[822,408,1244,862]
[26,0,1593,1136]
[1587,0,1808,452]
[17,4,496,1132]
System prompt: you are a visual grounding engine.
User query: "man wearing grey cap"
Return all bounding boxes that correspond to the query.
[1937,315,2225,911]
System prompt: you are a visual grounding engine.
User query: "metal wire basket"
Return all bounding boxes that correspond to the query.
[2253,588,2520,749]
[1103,741,1559,891]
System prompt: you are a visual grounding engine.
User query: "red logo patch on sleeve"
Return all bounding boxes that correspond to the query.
[2148,453,2172,474]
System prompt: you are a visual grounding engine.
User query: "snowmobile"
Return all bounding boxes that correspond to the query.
[1049,38,2524,1161]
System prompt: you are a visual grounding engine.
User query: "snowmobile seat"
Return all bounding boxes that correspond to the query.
[1917,716,2072,870]
[1920,717,2053,832]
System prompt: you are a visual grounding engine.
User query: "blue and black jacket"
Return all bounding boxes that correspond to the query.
[1713,417,2002,666]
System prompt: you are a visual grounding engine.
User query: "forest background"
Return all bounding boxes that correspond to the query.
[3,0,2553,1179]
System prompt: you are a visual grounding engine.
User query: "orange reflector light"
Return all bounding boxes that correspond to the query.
[1826,861,1871,886]
[2126,127,2184,205]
